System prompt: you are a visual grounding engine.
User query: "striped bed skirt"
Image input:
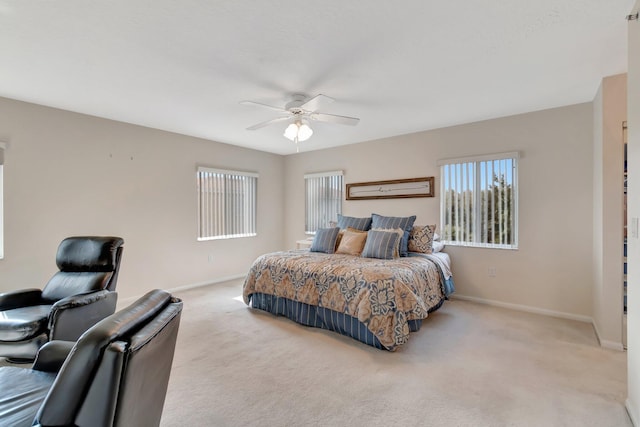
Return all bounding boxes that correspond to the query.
[248,293,443,350]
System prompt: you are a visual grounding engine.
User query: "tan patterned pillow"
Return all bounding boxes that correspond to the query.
[336,228,368,256]
[408,225,436,254]
[334,229,345,250]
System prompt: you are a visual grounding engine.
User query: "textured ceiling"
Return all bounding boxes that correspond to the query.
[0,1,633,155]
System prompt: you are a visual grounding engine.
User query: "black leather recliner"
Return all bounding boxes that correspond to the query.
[0,236,124,361]
[0,289,183,427]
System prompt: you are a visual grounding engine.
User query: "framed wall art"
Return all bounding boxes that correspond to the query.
[346,177,434,200]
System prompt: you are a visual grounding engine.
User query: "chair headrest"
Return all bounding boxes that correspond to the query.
[86,289,174,343]
[56,236,124,272]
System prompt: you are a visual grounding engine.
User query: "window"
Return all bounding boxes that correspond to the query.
[439,152,518,249]
[305,171,343,234]
[197,167,257,240]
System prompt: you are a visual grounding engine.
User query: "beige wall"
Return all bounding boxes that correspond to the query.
[285,103,594,319]
[626,0,640,422]
[592,74,627,349]
[0,97,285,300]
[0,93,609,325]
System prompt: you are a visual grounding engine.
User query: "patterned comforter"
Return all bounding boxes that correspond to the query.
[243,250,446,350]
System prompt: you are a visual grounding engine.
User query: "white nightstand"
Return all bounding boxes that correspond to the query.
[296,239,313,249]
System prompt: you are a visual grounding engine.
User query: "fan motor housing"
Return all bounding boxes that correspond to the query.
[285,93,308,111]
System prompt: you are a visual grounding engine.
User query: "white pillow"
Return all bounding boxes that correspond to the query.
[432,240,445,253]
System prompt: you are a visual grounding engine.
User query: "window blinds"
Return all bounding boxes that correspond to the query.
[440,153,518,249]
[305,171,343,234]
[197,167,257,240]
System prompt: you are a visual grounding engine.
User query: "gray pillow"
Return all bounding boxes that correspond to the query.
[371,213,416,257]
[361,229,401,260]
[337,214,372,231]
[310,227,340,254]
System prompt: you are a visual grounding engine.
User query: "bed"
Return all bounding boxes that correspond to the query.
[242,250,454,351]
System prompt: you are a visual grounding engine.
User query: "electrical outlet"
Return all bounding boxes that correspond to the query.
[488,267,496,277]
[208,254,214,262]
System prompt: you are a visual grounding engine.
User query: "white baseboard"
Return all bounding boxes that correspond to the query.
[116,274,246,308]
[627,398,639,427]
[591,319,625,351]
[450,294,627,351]
[450,294,593,323]
[598,339,625,351]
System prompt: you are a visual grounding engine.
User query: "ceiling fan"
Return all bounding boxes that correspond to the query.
[240,93,359,146]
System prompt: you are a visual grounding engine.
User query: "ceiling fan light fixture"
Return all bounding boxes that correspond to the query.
[283,121,313,142]
[284,123,299,141]
[297,122,313,141]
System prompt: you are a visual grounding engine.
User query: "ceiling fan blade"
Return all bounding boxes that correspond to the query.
[246,116,291,131]
[240,100,287,113]
[309,112,360,126]
[300,94,334,112]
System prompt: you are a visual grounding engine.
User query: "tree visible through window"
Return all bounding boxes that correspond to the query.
[439,153,518,249]
[197,167,257,240]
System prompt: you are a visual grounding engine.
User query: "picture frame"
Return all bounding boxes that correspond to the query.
[346,177,435,200]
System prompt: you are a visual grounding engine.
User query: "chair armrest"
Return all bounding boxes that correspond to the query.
[51,289,115,311]
[49,290,118,341]
[32,340,75,373]
[0,288,43,310]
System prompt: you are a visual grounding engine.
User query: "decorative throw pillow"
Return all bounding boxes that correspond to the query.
[372,227,404,258]
[334,229,345,250]
[361,229,402,260]
[408,225,436,254]
[310,227,340,254]
[432,240,445,253]
[370,214,416,257]
[336,228,368,256]
[337,214,372,231]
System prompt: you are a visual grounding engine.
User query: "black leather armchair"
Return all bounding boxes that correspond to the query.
[0,236,124,361]
[0,289,183,427]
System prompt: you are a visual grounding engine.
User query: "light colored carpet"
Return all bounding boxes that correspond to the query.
[160,280,631,427]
